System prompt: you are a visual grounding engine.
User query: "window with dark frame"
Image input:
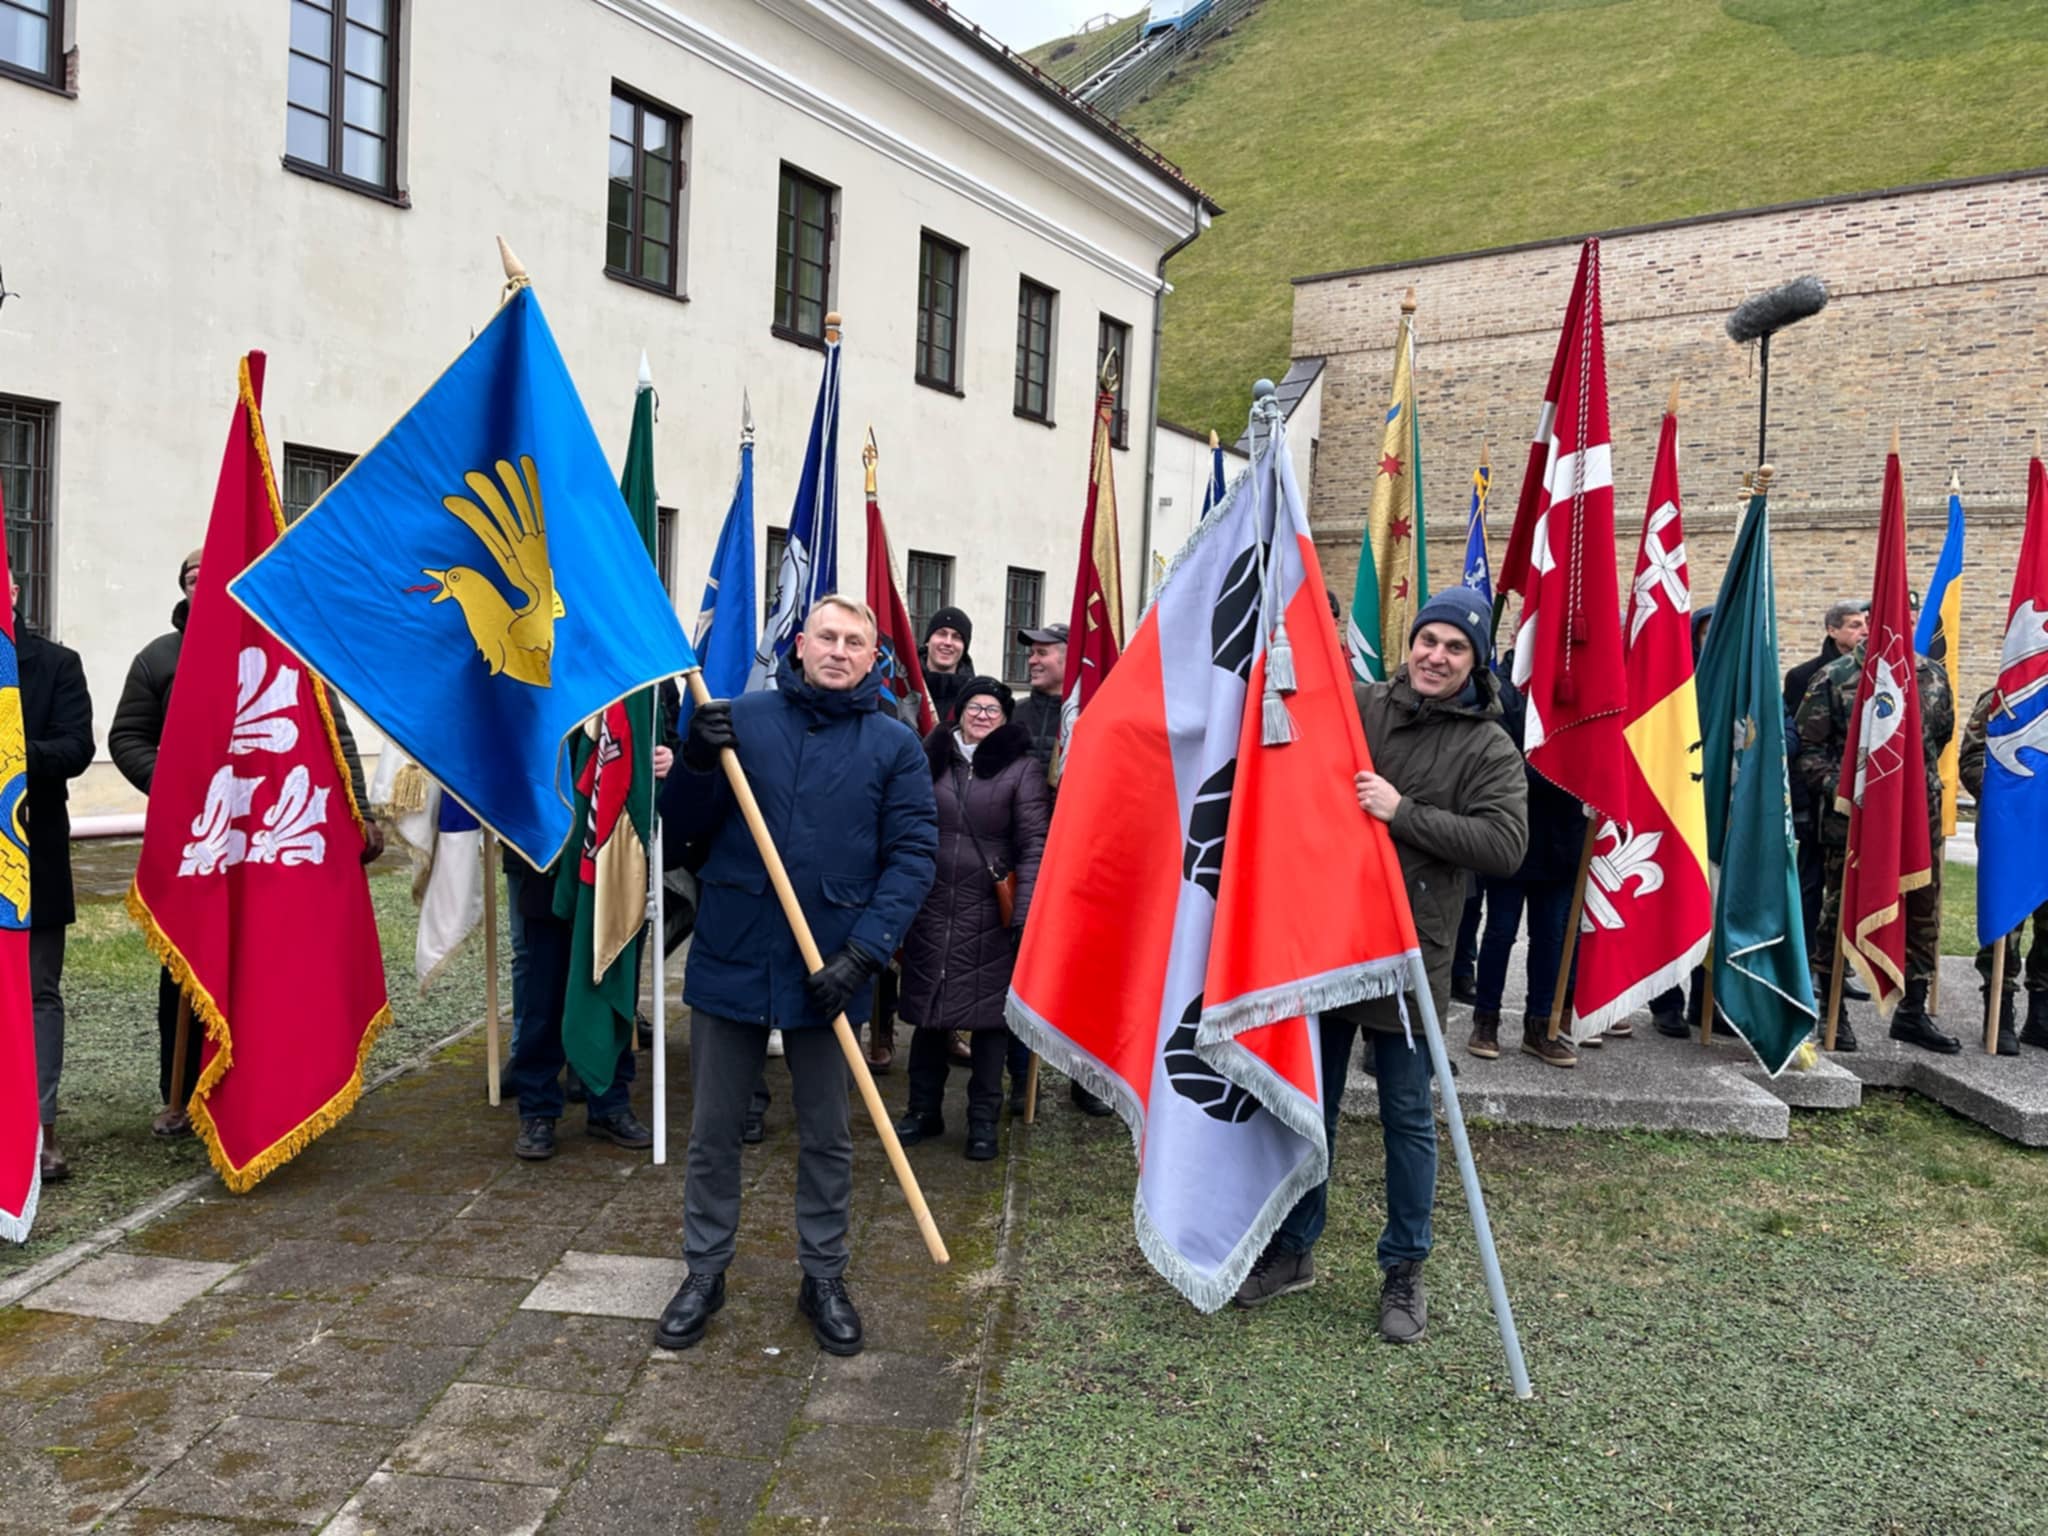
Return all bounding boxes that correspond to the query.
[607,87,686,295]
[1003,567,1044,686]
[0,395,55,635]
[915,232,963,392]
[1014,278,1055,423]
[0,0,63,89]
[764,525,789,612]
[905,552,953,639]
[774,166,835,343]
[1097,315,1131,449]
[281,443,356,524]
[286,0,402,196]
[657,505,676,593]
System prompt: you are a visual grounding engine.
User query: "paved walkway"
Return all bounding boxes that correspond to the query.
[1,1024,1020,1535]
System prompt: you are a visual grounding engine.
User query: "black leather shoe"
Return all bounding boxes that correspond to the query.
[1651,1009,1689,1039]
[798,1275,864,1356]
[743,1094,769,1146]
[654,1271,725,1350]
[965,1121,999,1161]
[1069,1083,1115,1117]
[514,1117,557,1161]
[894,1109,944,1145]
[1450,973,1478,1006]
[587,1108,653,1149]
[1889,1009,1961,1054]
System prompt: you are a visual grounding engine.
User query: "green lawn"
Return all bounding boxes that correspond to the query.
[1125,0,2048,434]
[4,855,510,1276]
[975,1086,2048,1534]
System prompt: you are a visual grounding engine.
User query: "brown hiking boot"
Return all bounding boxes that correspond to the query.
[1467,1010,1501,1060]
[1379,1259,1428,1344]
[1232,1245,1315,1309]
[1521,1017,1577,1069]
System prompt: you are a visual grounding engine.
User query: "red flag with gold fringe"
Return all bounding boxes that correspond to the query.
[128,354,390,1192]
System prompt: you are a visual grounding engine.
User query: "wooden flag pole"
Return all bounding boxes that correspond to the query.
[1698,940,1716,1046]
[169,994,193,1121]
[682,669,949,1265]
[1823,925,1848,1052]
[482,832,502,1106]
[1985,937,2008,1055]
[1023,1056,1040,1126]
[1548,816,1599,1040]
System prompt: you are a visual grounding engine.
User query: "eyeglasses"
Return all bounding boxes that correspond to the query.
[962,703,1004,718]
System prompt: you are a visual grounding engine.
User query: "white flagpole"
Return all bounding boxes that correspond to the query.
[651,817,666,1165]
[1407,951,1532,1399]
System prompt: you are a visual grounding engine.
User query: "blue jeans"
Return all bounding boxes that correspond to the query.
[504,861,634,1121]
[1475,876,1577,1026]
[1273,1015,1437,1269]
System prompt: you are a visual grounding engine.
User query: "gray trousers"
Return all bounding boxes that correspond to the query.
[684,1010,851,1280]
[32,926,64,1125]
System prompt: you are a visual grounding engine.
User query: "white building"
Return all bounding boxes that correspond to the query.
[0,0,1214,811]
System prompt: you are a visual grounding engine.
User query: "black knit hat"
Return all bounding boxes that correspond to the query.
[925,605,972,648]
[950,675,1014,722]
[1408,589,1493,666]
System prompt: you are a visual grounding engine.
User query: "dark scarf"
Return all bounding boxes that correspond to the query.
[775,652,883,719]
[925,720,1030,781]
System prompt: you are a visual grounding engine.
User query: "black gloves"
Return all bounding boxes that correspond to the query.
[682,699,736,771]
[805,946,880,1021]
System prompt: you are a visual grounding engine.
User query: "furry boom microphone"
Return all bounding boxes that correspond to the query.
[1727,275,1829,466]
[1725,275,1829,343]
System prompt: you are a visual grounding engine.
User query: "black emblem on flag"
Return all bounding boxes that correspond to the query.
[1182,760,1234,901]
[1164,994,1258,1123]
[1212,542,1262,680]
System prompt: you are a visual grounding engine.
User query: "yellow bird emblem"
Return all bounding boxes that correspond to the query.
[419,455,563,688]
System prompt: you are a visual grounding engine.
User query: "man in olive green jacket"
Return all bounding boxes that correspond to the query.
[1235,590,1528,1343]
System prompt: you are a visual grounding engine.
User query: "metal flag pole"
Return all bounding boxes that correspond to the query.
[651,816,666,1163]
[1407,950,1533,1399]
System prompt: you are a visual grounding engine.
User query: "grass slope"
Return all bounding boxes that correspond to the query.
[1127,0,2048,435]
[975,1088,2048,1534]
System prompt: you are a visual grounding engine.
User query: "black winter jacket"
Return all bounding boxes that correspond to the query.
[19,628,94,927]
[109,602,186,793]
[1017,688,1062,780]
[898,722,1050,1033]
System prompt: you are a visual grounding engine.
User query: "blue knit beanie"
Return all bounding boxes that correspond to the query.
[1408,589,1493,665]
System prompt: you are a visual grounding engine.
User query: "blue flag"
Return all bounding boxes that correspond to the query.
[231,286,697,869]
[1916,486,1966,836]
[1978,458,2048,945]
[680,427,759,734]
[1695,490,1816,1074]
[1460,462,1493,605]
[748,338,841,689]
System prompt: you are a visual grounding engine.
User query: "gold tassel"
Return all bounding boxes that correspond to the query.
[386,760,430,817]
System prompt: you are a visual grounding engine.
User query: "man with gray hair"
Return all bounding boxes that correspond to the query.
[1784,599,1870,1003]
[656,596,937,1359]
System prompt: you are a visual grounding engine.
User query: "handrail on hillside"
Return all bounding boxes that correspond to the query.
[1080,0,1263,119]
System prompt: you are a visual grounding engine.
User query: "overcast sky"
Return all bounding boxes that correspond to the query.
[939,0,1114,52]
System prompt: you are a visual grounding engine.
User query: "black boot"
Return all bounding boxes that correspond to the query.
[1889,979,1960,1054]
[965,1113,999,1161]
[1069,1082,1115,1117]
[2021,991,2048,1050]
[1988,989,2022,1057]
[896,1059,946,1144]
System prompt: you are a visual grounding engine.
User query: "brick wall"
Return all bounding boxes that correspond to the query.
[1293,172,2048,714]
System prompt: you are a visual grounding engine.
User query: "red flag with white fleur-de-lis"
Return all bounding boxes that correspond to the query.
[1568,409,1712,1042]
[128,354,389,1192]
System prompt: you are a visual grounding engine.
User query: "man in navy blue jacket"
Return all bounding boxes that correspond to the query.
[657,596,938,1358]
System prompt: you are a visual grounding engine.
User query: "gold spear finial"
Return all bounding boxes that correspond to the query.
[1667,379,1680,417]
[1890,423,1902,457]
[497,236,530,301]
[864,427,878,497]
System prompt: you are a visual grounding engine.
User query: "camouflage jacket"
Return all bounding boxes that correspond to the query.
[1959,685,1996,804]
[1792,645,1953,842]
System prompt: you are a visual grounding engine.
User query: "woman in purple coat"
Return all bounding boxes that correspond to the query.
[894,677,1051,1160]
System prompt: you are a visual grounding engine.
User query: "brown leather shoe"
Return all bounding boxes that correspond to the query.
[866,1021,894,1074]
[1467,1010,1501,1060]
[1521,1017,1577,1069]
[152,1106,192,1138]
[39,1126,69,1183]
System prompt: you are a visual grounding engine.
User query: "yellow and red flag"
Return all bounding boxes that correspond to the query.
[129,354,390,1192]
[1569,409,1711,1040]
[1055,378,1126,779]
[1835,446,1932,1015]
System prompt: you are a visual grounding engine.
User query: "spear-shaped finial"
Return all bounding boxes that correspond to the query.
[1208,428,1219,450]
[1479,438,1490,471]
[1948,466,1962,493]
[638,350,653,391]
[1890,423,1902,457]
[1099,347,1121,396]
[741,388,754,445]
[497,236,530,300]
[864,427,879,497]
[1667,379,1680,416]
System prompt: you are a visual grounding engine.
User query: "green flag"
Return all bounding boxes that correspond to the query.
[1694,488,1817,1075]
[553,363,661,1095]
[1347,303,1425,681]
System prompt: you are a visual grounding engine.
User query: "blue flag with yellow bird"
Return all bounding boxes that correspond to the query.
[231,285,698,869]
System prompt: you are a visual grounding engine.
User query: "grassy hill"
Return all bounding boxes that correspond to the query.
[1124,0,2048,436]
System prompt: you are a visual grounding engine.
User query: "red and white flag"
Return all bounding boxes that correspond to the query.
[1008,416,1419,1311]
[1509,239,1629,824]
[1055,383,1126,779]
[128,354,391,1192]
[1569,409,1711,1040]
[1835,446,1932,1015]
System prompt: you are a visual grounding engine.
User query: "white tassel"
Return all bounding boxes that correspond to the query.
[1265,615,1297,695]
[1261,688,1297,746]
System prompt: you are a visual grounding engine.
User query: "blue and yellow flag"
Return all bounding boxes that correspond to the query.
[1914,480,1965,836]
[231,286,697,869]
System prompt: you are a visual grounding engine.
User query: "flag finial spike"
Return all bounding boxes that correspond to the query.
[1890,423,1902,457]
[1208,428,1219,450]
[826,312,843,345]
[864,426,878,495]
[1666,379,1680,416]
[741,388,754,444]
[496,236,529,296]
[1948,466,1962,493]
[638,350,652,390]
[1479,437,1491,470]
[1099,347,1121,395]
[1401,286,1417,314]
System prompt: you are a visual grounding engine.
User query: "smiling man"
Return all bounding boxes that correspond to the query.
[1235,589,1527,1345]
[657,596,938,1359]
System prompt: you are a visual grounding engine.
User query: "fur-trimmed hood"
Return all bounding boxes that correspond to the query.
[925,720,1032,781]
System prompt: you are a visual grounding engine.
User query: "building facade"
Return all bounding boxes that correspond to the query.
[0,0,1212,811]
[1293,171,2048,713]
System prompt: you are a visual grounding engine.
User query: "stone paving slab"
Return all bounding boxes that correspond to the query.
[23,1253,237,1325]
[326,1471,559,1536]
[131,1414,400,1525]
[240,1335,473,1428]
[390,1381,610,1487]
[521,1249,687,1320]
